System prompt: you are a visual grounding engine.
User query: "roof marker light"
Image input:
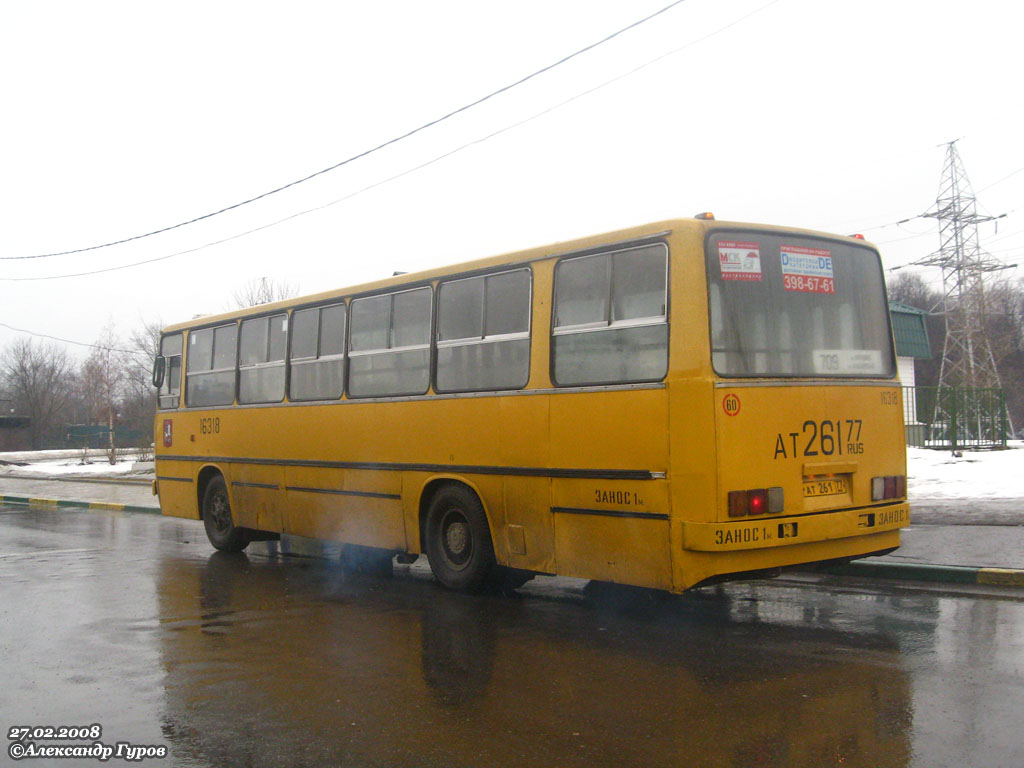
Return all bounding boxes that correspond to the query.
[694,212,716,220]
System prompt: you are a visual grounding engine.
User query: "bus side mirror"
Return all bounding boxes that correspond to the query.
[152,356,166,388]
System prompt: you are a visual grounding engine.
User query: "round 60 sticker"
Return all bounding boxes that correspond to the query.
[722,393,741,416]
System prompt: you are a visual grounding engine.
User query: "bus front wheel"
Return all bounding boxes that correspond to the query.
[425,485,496,592]
[202,475,250,552]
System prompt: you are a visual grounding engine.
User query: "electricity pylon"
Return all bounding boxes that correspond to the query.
[914,140,1014,445]
[918,141,1006,390]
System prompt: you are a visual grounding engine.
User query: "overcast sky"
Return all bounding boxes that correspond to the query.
[2,0,1022,358]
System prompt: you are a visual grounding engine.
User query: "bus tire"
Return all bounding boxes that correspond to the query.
[202,475,250,552]
[425,485,496,592]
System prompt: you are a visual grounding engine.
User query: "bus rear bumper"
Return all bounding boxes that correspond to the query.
[681,503,909,552]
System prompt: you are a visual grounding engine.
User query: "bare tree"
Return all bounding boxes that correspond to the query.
[231,277,299,308]
[0,338,75,449]
[124,319,162,387]
[120,318,163,448]
[80,326,131,463]
[980,277,1024,432]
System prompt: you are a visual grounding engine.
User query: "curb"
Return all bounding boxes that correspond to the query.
[0,475,153,486]
[825,560,1024,588]
[0,494,161,516]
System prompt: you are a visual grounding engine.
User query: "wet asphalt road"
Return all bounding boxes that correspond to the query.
[2,505,1023,768]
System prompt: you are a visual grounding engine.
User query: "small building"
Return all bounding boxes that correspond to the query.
[0,415,31,452]
[889,302,932,444]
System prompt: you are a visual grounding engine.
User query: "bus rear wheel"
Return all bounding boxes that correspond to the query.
[202,475,250,552]
[425,485,496,592]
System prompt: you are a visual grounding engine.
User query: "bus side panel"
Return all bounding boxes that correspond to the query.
[496,395,554,573]
[549,389,671,589]
[501,477,555,573]
[665,379,719,591]
[230,462,284,532]
[553,515,672,589]
[282,465,406,549]
[155,458,200,520]
[387,394,554,570]
[549,389,667,472]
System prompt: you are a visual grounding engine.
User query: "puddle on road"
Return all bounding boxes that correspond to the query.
[13,507,1021,767]
[151,550,914,768]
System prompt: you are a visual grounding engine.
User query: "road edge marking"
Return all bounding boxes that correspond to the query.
[0,494,160,515]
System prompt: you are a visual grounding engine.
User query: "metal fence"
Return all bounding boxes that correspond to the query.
[65,425,147,449]
[902,386,1009,450]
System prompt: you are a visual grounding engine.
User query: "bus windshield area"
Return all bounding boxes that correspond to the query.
[706,232,895,378]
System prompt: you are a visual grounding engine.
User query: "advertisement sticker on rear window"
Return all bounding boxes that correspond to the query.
[781,245,835,294]
[718,241,762,282]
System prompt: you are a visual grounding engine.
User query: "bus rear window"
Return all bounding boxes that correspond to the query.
[706,233,895,378]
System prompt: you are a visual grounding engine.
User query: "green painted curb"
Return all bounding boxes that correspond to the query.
[825,560,1024,587]
[0,494,161,515]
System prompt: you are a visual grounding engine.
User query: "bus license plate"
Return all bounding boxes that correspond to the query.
[802,478,849,498]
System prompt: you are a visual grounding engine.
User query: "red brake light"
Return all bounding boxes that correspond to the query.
[728,487,784,517]
[749,489,767,515]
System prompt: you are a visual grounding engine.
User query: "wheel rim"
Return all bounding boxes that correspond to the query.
[439,508,472,570]
[209,491,232,535]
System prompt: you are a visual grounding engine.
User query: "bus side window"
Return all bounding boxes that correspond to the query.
[158,333,183,409]
[239,314,287,404]
[552,244,668,386]
[186,324,238,407]
[348,287,431,398]
[436,269,531,392]
[289,303,346,401]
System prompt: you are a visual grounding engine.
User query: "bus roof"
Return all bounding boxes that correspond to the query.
[162,217,877,334]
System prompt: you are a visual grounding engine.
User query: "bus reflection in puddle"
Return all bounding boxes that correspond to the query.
[157,552,912,768]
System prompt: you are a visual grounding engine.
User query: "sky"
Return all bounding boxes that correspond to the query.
[1,0,1022,358]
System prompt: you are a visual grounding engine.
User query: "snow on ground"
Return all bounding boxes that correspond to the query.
[908,441,1024,499]
[0,449,145,477]
[8,459,138,476]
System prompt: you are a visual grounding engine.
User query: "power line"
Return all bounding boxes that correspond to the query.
[850,212,929,234]
[976,165,1024,194]
[0,322,144,356]
[4,0,782,283]
[985,223,1024,246]
[4,0,690,263]
[874,230,934,246]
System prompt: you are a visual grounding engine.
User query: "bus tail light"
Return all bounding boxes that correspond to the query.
[728,487,784,517]
[871,475,906,501]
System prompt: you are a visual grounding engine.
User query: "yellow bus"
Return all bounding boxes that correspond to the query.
[152,215,909,593]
